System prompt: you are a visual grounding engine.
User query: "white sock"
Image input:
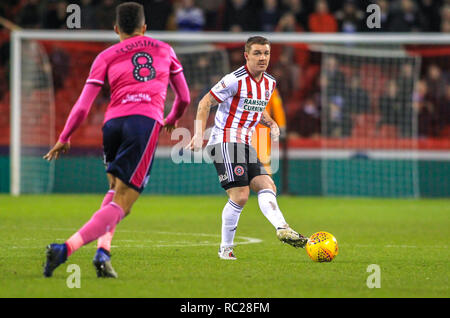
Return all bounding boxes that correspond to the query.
[220,199,243,248]
[257,189,287,229]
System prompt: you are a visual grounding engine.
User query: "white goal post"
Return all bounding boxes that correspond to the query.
[9,31,450,196]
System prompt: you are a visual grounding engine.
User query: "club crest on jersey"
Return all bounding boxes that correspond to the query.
[265,90,270,100]
[247,91,253,98]
[234,165,245,177]
[221,80,226,88]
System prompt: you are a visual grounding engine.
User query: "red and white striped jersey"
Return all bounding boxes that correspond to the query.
[207,65,277,145]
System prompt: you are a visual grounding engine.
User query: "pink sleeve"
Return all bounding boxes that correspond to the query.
[164,71,190,126]
[58,83,102,143]
[169,47,183,76]
[86,53,107,86]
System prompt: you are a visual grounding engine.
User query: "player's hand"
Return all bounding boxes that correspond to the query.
[164,124,176,133]
[43,141,70,161]
[163,119,177,134]
[186,134,203,151]
[270,123,280,142]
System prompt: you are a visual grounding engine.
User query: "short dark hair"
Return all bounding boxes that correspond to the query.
[245,36,270,53]
[116,2,145,35]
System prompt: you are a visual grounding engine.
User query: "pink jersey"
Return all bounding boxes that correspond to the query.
[87,35,183,124]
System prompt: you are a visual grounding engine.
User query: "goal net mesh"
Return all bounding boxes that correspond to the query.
[319,45,421,197]
[20,39,55,193]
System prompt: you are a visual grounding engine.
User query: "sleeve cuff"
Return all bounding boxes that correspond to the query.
[209,90,222,103]
[58,136,70,144]
[86,79,104,85]
[170,67,183,75]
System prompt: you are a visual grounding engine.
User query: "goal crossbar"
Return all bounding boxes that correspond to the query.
[11,30,450,44]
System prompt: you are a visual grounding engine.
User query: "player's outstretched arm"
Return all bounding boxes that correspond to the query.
[164,72,191,133]
[43,83,101,161]
[186,92,218,151]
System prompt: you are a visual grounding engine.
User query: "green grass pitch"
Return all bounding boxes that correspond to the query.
[0,195,448,298]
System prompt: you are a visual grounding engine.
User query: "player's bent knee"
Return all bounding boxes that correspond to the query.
[228,193,248,207]
[262,177,276,193]
[112,197,134,217]
[227,188,249,207]
[251,175,276,194]
[233,195,248,207]
[271,181,277,194]
[112,179,140,217]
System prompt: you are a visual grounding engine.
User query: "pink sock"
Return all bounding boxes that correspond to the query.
[97,190,116,252]
[97,228,116,252]
[66,202,124,256]
[100,190,115,208]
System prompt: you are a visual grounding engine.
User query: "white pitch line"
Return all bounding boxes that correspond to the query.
[3,229,263,249]
[8,228,449,250]
[4,243,449,250]
[339,244,448,249]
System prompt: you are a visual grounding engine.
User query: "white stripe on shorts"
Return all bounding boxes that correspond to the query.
[222,143,234,182]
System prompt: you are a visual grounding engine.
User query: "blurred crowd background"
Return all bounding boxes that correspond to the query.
[1,0,450,33]
[0,0,449,147]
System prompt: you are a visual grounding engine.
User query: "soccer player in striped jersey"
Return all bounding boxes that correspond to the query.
[42,2,190,277]
[187,36,308,260]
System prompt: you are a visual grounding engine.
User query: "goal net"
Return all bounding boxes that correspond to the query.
[8,31,450,197]
[11,38,55,194]
[319,45,421,197]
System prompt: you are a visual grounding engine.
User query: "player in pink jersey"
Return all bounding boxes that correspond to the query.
[187,36,308,260]
[43,2,190,278]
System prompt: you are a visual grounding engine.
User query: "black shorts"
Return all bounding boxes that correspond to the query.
[206,142,268,190]
[102,115,161,193]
